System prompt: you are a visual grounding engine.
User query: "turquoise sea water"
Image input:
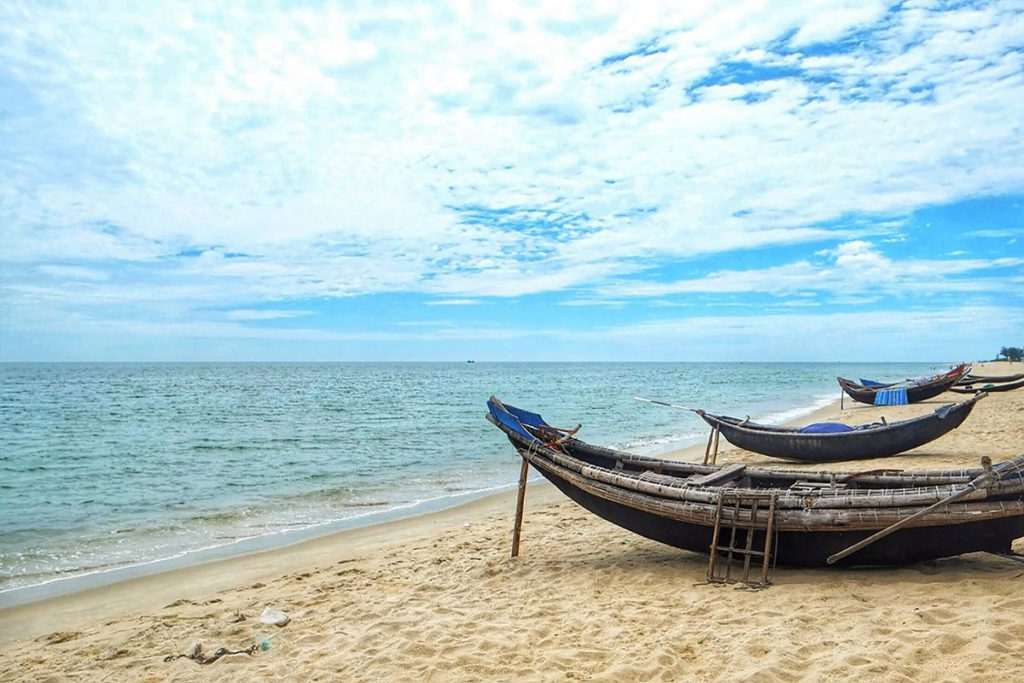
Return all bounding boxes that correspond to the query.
[0,361,948,601]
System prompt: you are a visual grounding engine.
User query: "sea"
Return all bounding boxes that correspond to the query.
[0,361,949,605]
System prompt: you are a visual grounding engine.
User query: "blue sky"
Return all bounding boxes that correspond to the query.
[1,0,1022,362]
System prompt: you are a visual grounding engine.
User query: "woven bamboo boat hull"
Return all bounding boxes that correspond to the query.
[488,396,1024,568]
[697,393,984,463]
[537,456,1024,567]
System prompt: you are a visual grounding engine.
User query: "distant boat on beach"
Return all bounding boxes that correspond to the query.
[693,393,985,463]
[837,364,968,405]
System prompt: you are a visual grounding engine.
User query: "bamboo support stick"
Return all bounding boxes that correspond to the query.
[703,426,716,466]
[511,457,530,558]
[711,427,721,466]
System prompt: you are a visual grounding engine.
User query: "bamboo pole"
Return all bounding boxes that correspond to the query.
[511,456,530,558]
[702,426,716,466]
[634,396,700,412]
[826,457,1000,565]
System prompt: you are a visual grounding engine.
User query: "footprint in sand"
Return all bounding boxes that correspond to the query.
[916,607,955,624]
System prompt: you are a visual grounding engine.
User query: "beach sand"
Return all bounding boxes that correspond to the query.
[1,362,1022,681]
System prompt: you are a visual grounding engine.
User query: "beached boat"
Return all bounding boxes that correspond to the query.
[695,394,985,463]
[487,396,1024,567]
[956,372,1024,385]
[696,395,983,464]
[951,376,1024,394]
[837,365,968,405]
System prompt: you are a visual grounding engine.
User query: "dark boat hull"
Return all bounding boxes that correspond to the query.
[488,395,1024,569]
[539,465,1024,567]
[957,372,1024,385]
[699,395,982,462]
[838,365,968,405]
[951,377,1024,394]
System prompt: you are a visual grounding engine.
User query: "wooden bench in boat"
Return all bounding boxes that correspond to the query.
[634,469,740,488]
[790,480,848,491]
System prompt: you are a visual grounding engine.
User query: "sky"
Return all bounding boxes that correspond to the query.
[1,0,1022,362]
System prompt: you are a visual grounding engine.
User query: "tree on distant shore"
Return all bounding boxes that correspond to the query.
[998,346,1023,362]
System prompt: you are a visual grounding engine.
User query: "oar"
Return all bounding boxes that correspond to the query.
[826,456,1003,565]
[633,396,702,413]
[636,396,721,463]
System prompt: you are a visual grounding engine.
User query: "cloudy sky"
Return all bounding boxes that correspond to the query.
[1,0,1022,361]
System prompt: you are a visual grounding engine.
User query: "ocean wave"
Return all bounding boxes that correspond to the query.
[0,478,523,599]
[757,393,838,425]
[615,431,705,454]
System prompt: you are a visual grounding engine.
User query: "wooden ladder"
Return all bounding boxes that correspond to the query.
[707,492,777,589]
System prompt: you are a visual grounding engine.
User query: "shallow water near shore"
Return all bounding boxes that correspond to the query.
[0,361,948,600]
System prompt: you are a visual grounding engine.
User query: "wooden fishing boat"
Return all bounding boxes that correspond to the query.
[951,376,1024,394]
[837,365,968,405]
[487,396,1024,568]
[957,372,1024,385]
[695,393,985,463]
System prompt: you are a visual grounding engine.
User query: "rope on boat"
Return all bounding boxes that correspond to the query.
[523,424,581,454]
[537,424,581,449]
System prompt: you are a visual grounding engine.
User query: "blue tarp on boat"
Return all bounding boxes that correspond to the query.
[798,422,855,433]
[874,387,908,405]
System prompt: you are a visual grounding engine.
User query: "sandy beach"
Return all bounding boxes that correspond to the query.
[1,362,1022,682]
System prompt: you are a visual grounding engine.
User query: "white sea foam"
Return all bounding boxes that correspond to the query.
[0,478,533,604]
[616,432,706,455]
[757,393,838,425]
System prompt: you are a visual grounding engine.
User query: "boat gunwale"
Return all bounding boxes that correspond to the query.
[520,440,1024,532]
[697,393,982,439]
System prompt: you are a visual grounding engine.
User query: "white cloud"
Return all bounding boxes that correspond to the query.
[556,303,1024,361]
[595,241,1024,300]
[1,1,1023,356]
[4,298,1019,363]
[425,299,481,306]
[36,265,109,281]
[224,309,313,321]
[789,0,891,46]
